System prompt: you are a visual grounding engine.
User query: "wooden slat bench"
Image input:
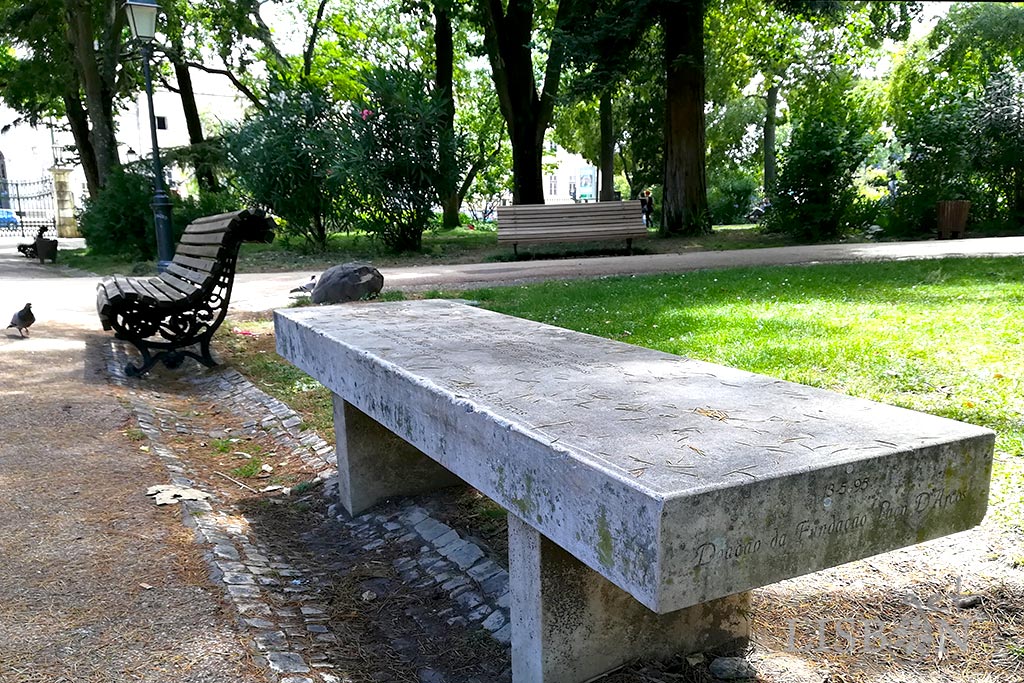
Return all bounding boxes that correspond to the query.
[275,300,994,683]
[497,201,648,254]
[96,208,275,376]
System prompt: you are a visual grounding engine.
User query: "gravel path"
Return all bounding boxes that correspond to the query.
[0,323,265,683]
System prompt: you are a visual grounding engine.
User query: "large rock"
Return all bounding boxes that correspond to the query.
[311,263,384,304]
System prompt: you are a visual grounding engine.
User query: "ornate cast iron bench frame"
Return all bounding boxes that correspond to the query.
[96,208,275,376]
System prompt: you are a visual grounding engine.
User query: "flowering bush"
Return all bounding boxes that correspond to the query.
[334,67,455,252]
[224,85,346,249]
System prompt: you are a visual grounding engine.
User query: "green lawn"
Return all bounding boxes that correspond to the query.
[461,257,1024,525]
[466,258,1022,451]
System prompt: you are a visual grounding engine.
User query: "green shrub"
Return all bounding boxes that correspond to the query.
[887,101,974,236]
[845,195,883,236]
[887,11,1024,236]
[224,84,346,249]
[969,69,1024,226]
[707,170,758,225]
[78,167,252,259]
[334,67,454,252]
[78,165,256,259]
[763,75,879,241]
[78,168,164,259]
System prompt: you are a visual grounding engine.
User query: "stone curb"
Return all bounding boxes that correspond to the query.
[104,340,513,681]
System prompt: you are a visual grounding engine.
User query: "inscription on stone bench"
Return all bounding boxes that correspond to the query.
[692,482,970,571]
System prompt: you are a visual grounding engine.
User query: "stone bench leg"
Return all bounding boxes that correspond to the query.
[333,395,464,516]
[508,515,750,683]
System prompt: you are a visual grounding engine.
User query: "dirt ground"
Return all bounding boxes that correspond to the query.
[0,323,265,683]
[131,374,512,683]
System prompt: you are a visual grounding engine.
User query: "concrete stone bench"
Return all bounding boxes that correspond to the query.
[275,300,994,683]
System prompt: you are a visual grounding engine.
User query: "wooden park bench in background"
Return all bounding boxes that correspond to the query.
[275,300,994,683]
[497,201,648,255]
[96,208,275,377]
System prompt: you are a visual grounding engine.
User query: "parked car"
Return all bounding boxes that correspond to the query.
[0,208,19,229]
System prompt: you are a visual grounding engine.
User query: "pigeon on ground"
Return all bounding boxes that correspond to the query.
[7,303,34,337]
[290,275,317,295]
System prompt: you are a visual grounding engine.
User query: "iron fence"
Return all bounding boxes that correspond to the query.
[0,177,56,238]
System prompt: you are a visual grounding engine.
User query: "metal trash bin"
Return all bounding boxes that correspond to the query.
[35,237,58,264]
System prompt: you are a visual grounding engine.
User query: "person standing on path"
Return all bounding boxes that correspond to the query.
[640,189,655,228]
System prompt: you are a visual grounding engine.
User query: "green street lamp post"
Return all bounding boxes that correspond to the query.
[124,0,174,271]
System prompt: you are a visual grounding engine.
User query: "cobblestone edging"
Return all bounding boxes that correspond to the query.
[105,343,512,682]
[184,369,338,483]
[339,505,512,644]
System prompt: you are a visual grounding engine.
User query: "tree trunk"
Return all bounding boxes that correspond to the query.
[599,90,615,201]
[435,3,461,227]
[65,0,120,189]
[311,205,327,250]
[763,81,779,195]
[480,0,575,205]
[619,149,635,197]
[63,89,100,198]
[303,0,331,78]
[173,59,219,192]
[456,152,492,210]
[661,0,709,235]
[509,121,545,204]
[441,196,461,227]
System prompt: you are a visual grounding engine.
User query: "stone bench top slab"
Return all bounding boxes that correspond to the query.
[276,301,994,613]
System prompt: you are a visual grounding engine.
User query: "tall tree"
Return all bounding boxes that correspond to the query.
[160,0,282,192]
[477,0,578,205]
[660,0,708,234]
[555,2,662,201]
[433,1,460,226]
[598,89,615,200]
[550,0,708,232]
[426,1,506,226]
[64,0,124,192]
[162,0,366,193]
[168,56,219,191]
[889,2,1024,228]
[158,1,218,192]
[654,0,920,235]
[363,0,504,227]
[0,0,126,196]
[709,0,920,198]
[172,0,298,112]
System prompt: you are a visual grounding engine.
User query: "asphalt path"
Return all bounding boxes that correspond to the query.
[2,234,1023,330]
